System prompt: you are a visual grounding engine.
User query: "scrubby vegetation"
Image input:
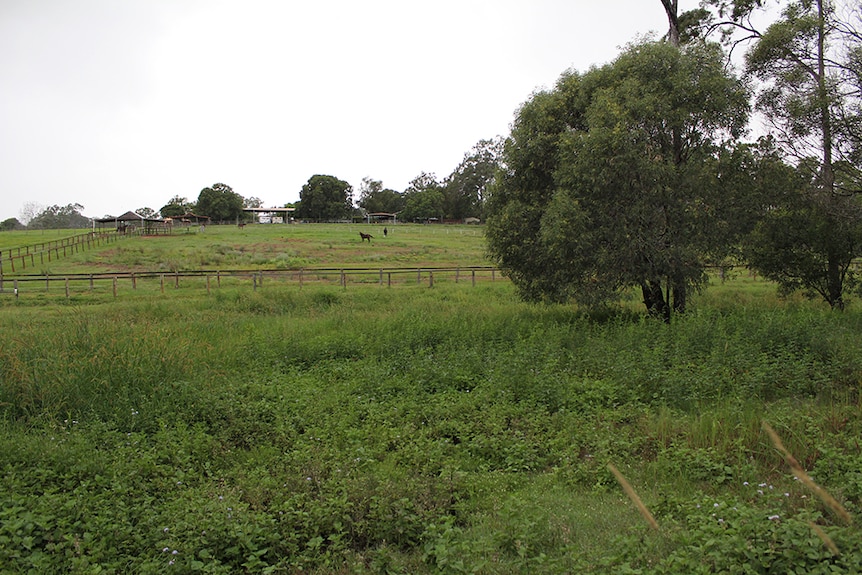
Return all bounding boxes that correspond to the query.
[1,275,861,573]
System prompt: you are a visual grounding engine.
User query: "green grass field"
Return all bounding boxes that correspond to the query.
[1,224,861,573]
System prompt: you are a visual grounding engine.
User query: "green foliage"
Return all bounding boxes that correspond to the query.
[486,41,750,318]
[0,217,24,231]
[196,183,244,223]
[358,177,405,215]
[401,173,445,222]
[745,187,862,309]
[295,174,354,221]
[2,274,862,572]
[442,138,502,220]
[27,203,91,230]
[160,195,195,218]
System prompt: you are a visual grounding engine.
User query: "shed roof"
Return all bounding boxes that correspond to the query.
[95,211,162,223]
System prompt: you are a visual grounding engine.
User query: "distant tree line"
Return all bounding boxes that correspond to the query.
[4,136,502,230]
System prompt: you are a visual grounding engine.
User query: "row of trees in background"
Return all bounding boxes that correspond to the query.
[291,138,503,223]
[486,0,862,317]
[3,137,502,230]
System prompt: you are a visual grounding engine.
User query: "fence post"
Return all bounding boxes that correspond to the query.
[90,274,94,291]
[206,275,211,295]
[456,267,460,283]
[379,269,383,285]
[131,273,137,290]
[472,269,476,287]
[217,270,221,287]
[160,274,165,293]
[45,274,49,292]
[429,270,434,288]
[112,277,118,298]
[65,277,70,299]
[253,274,258,291]
[388,272,391,287]
[340,269,346,289]
[299,268,304,289]
[14,279,18,299]
[417,269,421,284]
[175,272,179,289]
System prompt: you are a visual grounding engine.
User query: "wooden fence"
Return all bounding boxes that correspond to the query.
[0,231,124,274]
[0,266,502,300]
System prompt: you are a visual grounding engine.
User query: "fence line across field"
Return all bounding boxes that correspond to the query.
[0,231,126,274]
[0,266,502,299]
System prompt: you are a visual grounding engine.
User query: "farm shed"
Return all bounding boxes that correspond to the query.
[95,211,168,235]
[365,212,399,224]
[242,207,295,224]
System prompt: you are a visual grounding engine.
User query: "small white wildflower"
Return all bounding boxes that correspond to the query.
[759,482,767,487]
[743,481,749,486]
[163,527,169,533]
[757,490,764,495]
[768,514,780,521]
[168,559,175,566]
[172,550,178,555]
[163,547,170,553]
[784,492,790,497]
[714,503,720,508]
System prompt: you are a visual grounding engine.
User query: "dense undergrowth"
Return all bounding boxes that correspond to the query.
[1,282,861,573]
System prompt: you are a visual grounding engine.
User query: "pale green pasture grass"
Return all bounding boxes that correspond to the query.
[0,228,92,251]
[6,223,489,276]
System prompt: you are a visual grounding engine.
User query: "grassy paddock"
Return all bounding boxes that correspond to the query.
[1,227,861,573]
[1,224,487,276]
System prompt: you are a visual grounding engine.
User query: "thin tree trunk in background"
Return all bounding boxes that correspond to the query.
[660,0,680,47]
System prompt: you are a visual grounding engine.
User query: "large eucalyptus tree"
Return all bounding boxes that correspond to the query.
[486,39,750,320]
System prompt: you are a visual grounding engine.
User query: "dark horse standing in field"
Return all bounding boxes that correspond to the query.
[359,232,373,242]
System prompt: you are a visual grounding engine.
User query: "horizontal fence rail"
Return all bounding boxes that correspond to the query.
[0,266,503,300]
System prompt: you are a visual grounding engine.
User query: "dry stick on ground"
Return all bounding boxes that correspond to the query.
[761,421,852,525]
[607,463,660,531]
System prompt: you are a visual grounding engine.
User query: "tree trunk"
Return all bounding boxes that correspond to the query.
[826,250,845,311]
[660,0,680,47]
[672,278,687,315]
[817,0,836,194]
[642,280,671,322]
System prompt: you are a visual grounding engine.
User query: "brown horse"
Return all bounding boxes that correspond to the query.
[359,232,373,242]
[238,222,246,229]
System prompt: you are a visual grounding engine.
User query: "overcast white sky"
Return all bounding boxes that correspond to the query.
[2,1,706,221]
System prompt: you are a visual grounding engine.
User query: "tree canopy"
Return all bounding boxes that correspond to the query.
[400,173,444,222]
[486,40,751,319]
[160,196,196,218]
[357,177,405,215]
[442,138,502,220]
[27,203,91,230]
[295,175,354,221]
[696,0,862,309]
[196,183,245,222]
